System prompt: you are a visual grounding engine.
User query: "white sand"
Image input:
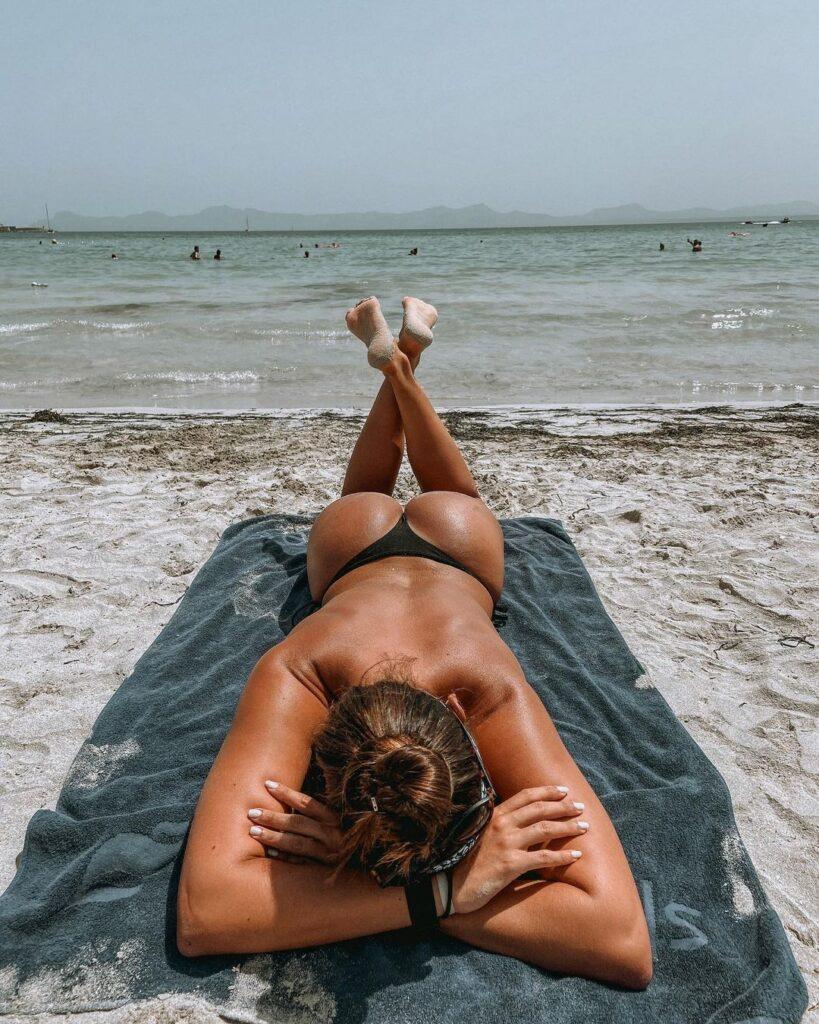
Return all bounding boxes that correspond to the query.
[0,405,816,1021]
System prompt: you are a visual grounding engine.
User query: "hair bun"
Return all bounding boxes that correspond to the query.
[374,740,453,817]
[313,679,484,881]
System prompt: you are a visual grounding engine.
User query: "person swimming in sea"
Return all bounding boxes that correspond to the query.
[190,245,201,260]
[686,238,702,253]
[409,247,419,256]
[214,249,222,260]
[659,243,665,251]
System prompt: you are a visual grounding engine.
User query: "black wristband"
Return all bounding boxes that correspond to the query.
[404,878,439,931]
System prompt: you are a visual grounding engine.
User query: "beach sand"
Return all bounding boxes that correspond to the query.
[1,404,816,1021]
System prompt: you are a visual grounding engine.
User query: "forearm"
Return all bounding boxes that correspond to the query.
[441,878,592,973]
[441,878,651,989]
[179,854,409,956]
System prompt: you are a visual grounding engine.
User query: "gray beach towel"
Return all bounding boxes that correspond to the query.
[0,515,807,1023]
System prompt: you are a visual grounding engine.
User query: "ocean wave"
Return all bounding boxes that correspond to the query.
[85,303,154,314]
[73,319,152,331]
[686,379,818,394]
[708,307,776,330]
[245,327,348,340]
[0,318,151,336]
[0,322,50,335]
[0,376,84,391]
[116,370,262,385]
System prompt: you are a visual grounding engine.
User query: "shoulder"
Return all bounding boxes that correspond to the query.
[434,627,528,725]
[243,639,330,709]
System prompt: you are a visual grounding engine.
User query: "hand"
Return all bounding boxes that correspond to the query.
[247,780,343,865]
[449,786,589,915]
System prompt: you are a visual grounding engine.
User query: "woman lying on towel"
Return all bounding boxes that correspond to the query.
[177,297,652,988]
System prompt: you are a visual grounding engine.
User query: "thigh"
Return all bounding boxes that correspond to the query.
[404,491,504,600]
[307,492,402,600]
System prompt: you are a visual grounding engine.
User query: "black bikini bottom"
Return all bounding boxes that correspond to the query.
[319,513,507,628]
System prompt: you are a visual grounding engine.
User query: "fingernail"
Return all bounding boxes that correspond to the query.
[573,802,585,810]
[578,821,590,830]
[556,786,569,794]
[248,808,262,819]
[249,826,263,836]
[266,848,278,858]
[265,780,279,789]
[571,850,583,859]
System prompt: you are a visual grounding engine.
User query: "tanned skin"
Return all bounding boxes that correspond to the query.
[177,298,652,988]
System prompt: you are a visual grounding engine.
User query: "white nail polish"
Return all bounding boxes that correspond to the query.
[573,802,585,810]
[266,848,278,858]
[571,850,583,859]
[556,786,569,794]
[249,826,262,836]
[265,780,279,789]
[248,808,262,819]
[578,821,590,830]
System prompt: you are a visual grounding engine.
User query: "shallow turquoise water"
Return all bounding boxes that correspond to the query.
[0,223,817,408]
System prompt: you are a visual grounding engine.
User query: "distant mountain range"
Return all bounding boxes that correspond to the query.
[51,201,819,232]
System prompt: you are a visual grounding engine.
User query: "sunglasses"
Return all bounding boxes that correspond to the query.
[371,707,496,887]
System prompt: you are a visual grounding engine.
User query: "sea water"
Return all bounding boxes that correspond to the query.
[0,223,816,409]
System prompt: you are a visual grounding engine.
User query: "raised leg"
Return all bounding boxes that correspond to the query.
[341,377,405,496]
[383,352,479,497]
[340,297,430,496]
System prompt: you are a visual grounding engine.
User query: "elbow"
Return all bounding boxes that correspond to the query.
[176,868,294,958]
[611,945,653,991]
[602,922,653,990]
[176,880,217,958]
[176,921,211,960]
[176,872,244,958]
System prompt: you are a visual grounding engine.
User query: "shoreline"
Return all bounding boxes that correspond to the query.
[1,405,816,1019]
[2,398,816,417]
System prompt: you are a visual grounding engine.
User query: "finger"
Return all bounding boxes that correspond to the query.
[498,786,570,814]
[265,848,307,865]
[249,825,338,863]
[248,808,343,849]
[264,780,338,825]
[511,796,585,827]
[519,818,589,848]
[526,847,584,870]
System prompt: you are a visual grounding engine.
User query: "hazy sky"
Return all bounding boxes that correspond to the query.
[2,1,817,221]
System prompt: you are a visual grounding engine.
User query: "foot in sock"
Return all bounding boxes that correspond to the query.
[398,296,438,365]
[345,297,395,369]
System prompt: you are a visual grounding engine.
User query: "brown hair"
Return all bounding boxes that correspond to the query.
[313,678,483,882]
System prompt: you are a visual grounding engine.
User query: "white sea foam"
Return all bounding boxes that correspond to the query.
[117,370,261,385]
[0,319,150,336]
[0,322,50,335]
[0,376,84,391]
[73,319,151,331]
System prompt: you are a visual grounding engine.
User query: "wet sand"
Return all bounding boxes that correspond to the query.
[1,404,816,1020]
